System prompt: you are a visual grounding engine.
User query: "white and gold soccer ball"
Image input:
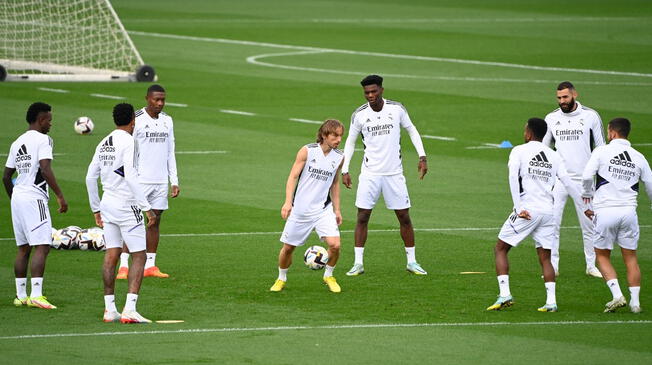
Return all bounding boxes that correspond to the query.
[304,245,329,270]
[74,116,94,135]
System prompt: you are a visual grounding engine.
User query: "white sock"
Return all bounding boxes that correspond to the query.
[119,253,130,268]
[144,253,156,269]
[606,279,623,299]
[104,295,118,312]
[15,278,27,299]
[629,286,640,307]
[30,277,43,298]
[324,265,335,278]
[405,247,416,264]
[278,268,288,282]
[354,247,364,265]
[545,282,556,305]
[497,275,510,297]
[124,293,138,312]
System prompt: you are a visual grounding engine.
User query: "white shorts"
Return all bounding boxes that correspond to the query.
[593,207,639,250]
[498,210,554,249]
[280,210,339,247]
[100,196,146,252]
[142,183,168,210]
[11,194,52,247]
[356,173,411,210]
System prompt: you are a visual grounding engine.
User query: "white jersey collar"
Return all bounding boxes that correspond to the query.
[562,101,583,117]
[609,138,631,147]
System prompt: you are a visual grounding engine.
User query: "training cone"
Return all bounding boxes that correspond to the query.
[499,140,513,148]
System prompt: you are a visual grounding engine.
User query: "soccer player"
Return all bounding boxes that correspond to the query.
[86,103,157,323]
[117,84,179,279]
[270,119,345,293]
[487,118,589,312]
[543,81,605,278]
[581,118,652,313]
[3,102,67,310]
[342,75,428,276]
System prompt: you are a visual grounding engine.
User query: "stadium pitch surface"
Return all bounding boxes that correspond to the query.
[1,0,651,363]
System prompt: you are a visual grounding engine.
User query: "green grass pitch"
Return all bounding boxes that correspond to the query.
[1,0,651,363]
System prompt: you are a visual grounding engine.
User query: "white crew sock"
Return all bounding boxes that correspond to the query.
[124,293,138,312]
[278,268,288,282]
[354,247,364,265]
[119,253,130,269]
[497,275,510,297]
[144,253,156,269]
[606,279,623,299]
[629,286,641,307]
[324,265,335,278]
[30,277,43,298]
[104,295,118,312]
[15,278,27,299]
[405,247,416,264]
[545,282,556,305]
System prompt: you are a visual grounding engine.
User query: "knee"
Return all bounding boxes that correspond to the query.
[329,241,341,252]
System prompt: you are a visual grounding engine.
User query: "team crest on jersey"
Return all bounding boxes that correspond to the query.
[579,119,584,126]
[331,160,337,169]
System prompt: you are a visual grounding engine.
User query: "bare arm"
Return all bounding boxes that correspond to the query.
[2,167,15,198]
[39,159,67,213]
[281,147,308,220]
[342,113,361,188]
[330,160,343,225]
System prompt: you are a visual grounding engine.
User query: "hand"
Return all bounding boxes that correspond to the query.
[335,210,342,225]
[145,210,157,228]
[57,195,68,213]
[93,212,104,228]
[170,185,180,198]
[418,158,428,180]
[517,210,531,220]
[281,202,292,220]
[342,173,352,189]
[584,209,595,220]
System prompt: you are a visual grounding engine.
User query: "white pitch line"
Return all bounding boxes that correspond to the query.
[176,151,228,155]
[633,143,652,146]
[37,87,69,94]
[220,109,257,116]
[289,118,322,125]
[166,102,188,107]
[1,320,650,341]
[2,225,650,241]
[423,135,456,141]
[131,31,652,79]
[90,93,126,100]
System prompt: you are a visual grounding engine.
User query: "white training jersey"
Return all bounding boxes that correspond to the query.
[343,99,426,175]
[5,130,53,200]
[507,141,582,215]
[85,129,151,212]
[582,139,652,209]
[543,101,605,179]
[134,108,178,185]
[291,143,343,219]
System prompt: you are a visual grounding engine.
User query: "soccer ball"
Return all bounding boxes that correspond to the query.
[57,226,82,250]
[88,227,106,251]
[74,116,94,135]
[304,245,329,270]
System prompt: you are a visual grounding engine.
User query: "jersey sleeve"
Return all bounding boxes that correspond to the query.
[639,156,652,207]
[85,148,102,213]
[591,113,606,148]
[5,143,15,168]
[122,138,152,211]
[400,106,426,157]
[581,149,601,198]
[38,136,54,161]
[507,149,522,212]
[342,112,362,174]
[542,117,554,148]
[167,121,179,186]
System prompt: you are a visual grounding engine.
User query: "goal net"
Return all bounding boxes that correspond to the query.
[0,0,155,82]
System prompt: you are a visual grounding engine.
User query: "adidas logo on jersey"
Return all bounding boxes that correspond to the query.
[15,144,31,162]
[529,151,552,168]
[610,151,636,168]
[100,136,115,153]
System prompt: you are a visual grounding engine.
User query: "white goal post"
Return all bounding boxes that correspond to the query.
[0,0,156,82]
